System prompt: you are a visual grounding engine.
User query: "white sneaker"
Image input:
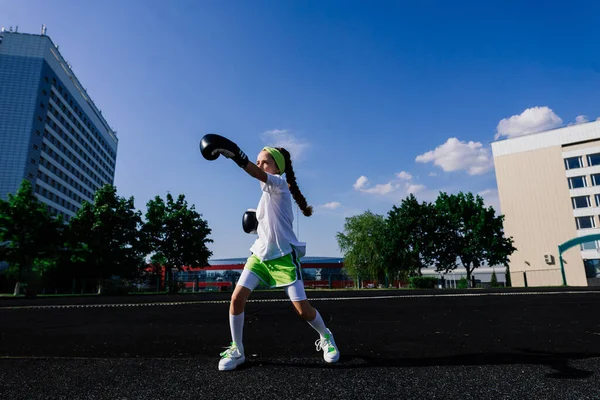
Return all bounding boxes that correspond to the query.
[315,330,340,363]
[218,343,245,371]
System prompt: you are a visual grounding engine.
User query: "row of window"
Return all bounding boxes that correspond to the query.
[572,195,600,209]
[43,122,104,190]
[576,215,598,230]
[44,113,110,186]
[43,76,117,161]
[568,174,600,189]
[47,87,116,164]
[36,167,87,205]
[46,98,114,175]
[39,147,96,200]
[35,183,78,214]
[565,154,600,170]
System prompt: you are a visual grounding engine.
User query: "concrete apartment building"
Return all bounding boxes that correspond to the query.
[492,120,600,287]
[0,28,117,221]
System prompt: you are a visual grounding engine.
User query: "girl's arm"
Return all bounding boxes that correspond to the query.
[199,134,267,182]
[243,162,267,183]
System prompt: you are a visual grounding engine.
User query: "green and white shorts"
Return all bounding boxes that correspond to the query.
[237,250,307,301]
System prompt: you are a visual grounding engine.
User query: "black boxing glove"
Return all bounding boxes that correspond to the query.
[242,209,258,234]
[199,133,249,168]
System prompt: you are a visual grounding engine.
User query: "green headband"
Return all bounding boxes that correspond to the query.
[263,147,285,174]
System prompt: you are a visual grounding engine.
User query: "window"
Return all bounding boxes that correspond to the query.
[588,153,600,167]
[572,196,591,209]
[581,241,599,250]
[569,176,587,189]
[565,156,583,170]
[584,259,600,278]
[596,194,600,207]
[591,174,600,186]
[576,216,596,229]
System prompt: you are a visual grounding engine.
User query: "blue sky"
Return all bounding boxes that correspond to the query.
[3,0,600,258]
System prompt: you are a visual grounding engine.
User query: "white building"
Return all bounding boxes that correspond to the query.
[492,120,600,287]
[0,30,117,221]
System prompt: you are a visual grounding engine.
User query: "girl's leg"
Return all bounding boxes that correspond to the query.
[227,268,260,351]
[228,284,252,351]
[219,269,259,371]
[285,281,340,363]
[291,299,328,336]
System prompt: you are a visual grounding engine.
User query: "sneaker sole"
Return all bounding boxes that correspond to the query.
[218,356,246,371]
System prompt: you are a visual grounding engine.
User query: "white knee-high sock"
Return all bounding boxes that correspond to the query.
[307,310,330,337]
[230,312,245,354]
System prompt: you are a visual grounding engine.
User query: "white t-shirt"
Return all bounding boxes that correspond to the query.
[250,173,306,261]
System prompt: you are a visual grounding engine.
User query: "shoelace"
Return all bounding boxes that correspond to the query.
[220,343,239,359]
[315,335,335,353]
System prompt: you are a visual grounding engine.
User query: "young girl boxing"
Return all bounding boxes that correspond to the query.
[200,134,340,371]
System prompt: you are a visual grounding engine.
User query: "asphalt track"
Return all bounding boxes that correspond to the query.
[1,288,600,399]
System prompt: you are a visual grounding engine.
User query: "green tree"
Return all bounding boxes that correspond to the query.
[490,269,499,287]
[336,211,387,286]
[0,180,62,295]
[435,192,516,287]
[142,193,213,289]
[66,185,145,293]
[386,194,445,278]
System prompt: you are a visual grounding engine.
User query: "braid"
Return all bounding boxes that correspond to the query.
[277,148,313,217]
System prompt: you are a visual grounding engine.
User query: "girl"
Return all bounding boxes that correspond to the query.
[201,135,339,371]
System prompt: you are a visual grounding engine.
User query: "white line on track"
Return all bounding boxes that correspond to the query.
[1,290,600,310]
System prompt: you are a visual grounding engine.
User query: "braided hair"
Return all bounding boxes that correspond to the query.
[276,147,313,217]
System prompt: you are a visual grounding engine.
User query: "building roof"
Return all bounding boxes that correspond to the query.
[491,120,600,157]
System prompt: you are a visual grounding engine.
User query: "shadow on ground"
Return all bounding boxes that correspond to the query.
[249,349,597,379]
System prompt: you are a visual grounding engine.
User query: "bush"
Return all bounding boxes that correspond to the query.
[457,277,468,289]
[408,276,438,289]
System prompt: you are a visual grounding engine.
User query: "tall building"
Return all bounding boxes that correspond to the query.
[492,120,600,287]
[0,28,117,221]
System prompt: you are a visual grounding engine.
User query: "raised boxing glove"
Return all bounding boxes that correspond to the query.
[199,134,249,168]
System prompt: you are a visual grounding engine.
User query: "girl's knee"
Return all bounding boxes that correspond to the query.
[295,303,316,321]
[230,289,249,314]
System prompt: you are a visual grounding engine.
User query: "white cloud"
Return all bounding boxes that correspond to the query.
[321,201,341,210]
[395,171,412,180]
[428,172,437,177]
[361,182,396,195]
[406,183,426,194]
[353,173,426,198]
[353,176,369,190]
[261,129,309,160]
[415,138,494,176]
[495,106,562,140]
[573,115,589,125]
